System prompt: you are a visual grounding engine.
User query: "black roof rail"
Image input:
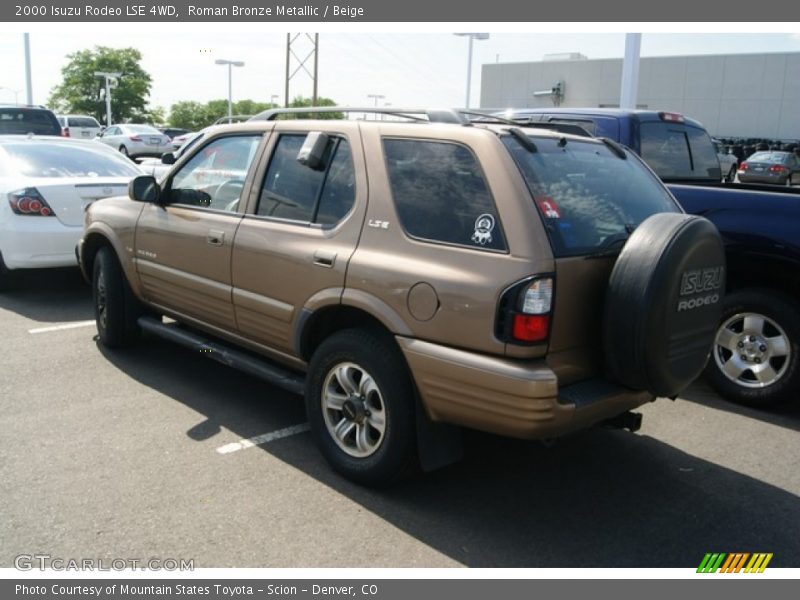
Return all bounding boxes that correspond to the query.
[249,106,474,124]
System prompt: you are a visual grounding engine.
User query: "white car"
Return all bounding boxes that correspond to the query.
[0,136,141,289]
[57,114,103,140]
[713,139,739,182]
[95,123,172,159]
[138,129,209,181]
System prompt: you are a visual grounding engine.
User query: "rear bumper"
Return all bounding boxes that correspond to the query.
[0,217,82,270]
[737,173,787,185]
[397,336,653,439]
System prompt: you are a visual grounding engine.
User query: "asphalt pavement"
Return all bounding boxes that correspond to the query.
[1,268,798,568]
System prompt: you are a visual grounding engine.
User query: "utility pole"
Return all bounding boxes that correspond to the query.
[94,71,121,127]
[24,33,33,105]
[285,33,319,108]
[454,33,489,108]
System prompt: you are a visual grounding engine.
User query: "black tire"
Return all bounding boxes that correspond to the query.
[305,329,417,486]
[726,165,737,183]
[603,213,726,398]
[705,289,800,407]
[119,145,129,158]
[92,247,141,348]
[0,251,13,292]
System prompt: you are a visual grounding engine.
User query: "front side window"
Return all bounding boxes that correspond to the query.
[256,134,355,224]
[383,139,506,251]
[168,135,261,211]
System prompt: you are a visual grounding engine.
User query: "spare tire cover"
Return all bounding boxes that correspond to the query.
[603,213,726,398]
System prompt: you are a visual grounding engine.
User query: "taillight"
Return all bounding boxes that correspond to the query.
[8,188,56,217]
[62,127,70,137]
[496,276,554,344]
[739,162,748,171]
[769,165,788,173]
[129,136,142,142]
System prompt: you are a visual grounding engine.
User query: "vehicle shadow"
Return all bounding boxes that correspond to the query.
[97,336,800,568]
[683,379,800,433]
[0,267,93,323]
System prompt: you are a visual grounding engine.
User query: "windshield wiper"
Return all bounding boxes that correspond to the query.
[585,231,631,259]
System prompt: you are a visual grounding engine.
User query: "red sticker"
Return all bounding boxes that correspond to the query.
[537,197,561,218]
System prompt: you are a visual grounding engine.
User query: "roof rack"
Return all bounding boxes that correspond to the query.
[247,106,594,138]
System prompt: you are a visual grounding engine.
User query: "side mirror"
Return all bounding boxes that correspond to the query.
[129,175,161,203]
[161,152,176,165]
[297,131,330,171]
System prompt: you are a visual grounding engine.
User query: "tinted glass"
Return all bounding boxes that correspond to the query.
[383,139,506,251]
[169,135,261,211]
[69,117,100,128]
[0,108,61,135]
[258,135,325,221]
[2,141,141,178]
[316,140,355,225]
[503,135,679,257]
[640,122,721,181]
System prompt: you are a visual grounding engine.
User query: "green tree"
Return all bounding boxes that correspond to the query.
[284,96,343,119]
[48,46,153,124]
[168,101,208,130]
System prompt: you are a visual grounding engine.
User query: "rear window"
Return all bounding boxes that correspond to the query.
[640,122,721,181]
[748,152,789,163]
[1,141,142,178]
[68,117,100,128]
[0,108,61,136]
[127,125,160,134]
[503,135,679,257]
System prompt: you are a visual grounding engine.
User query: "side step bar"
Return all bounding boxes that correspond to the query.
[137,316,306,396]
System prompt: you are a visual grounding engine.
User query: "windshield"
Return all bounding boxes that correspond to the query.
[640,122,721,181]
[748,152,789,163]
[503,135,680,257]
[2,141,142,178]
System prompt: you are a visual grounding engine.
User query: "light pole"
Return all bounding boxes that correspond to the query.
[215,59,245,121]
[0,87,22,104]
[94,71,121,127]
[367,94,385,120]
[454,33,489,108]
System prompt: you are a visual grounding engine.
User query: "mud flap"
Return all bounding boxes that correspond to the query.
[415,395,463,472]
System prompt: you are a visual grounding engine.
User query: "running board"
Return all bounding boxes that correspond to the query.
[137,316,306,396]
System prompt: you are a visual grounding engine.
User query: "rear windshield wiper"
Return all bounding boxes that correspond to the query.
[507,127,538,153]
[585,231,631,259]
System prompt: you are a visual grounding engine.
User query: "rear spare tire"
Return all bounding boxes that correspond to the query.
[603,213,726,398]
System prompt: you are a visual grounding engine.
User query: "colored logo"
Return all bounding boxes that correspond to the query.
[697,552,773,573]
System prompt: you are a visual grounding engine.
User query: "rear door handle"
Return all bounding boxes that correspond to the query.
[207,229,225,246]
[313,250,337,268]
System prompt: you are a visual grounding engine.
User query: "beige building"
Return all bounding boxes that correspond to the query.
[480,52,800,139]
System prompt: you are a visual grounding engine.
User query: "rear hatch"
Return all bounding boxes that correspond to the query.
[66,116,102,140]
[502,133,683,384]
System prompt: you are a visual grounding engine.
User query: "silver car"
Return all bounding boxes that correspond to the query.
[738,151,800,186]
[96,124,172,159]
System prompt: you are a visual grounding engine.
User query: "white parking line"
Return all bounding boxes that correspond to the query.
[28,320,96,334]
[216,423,310,455]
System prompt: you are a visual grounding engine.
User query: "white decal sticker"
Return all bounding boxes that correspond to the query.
[471,213,495,245]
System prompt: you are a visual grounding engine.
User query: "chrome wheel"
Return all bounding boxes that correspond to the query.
[713,312,791,388]
[321,362,386,458]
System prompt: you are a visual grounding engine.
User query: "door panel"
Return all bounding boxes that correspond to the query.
[134,132,267,331]
[232,122,367,355]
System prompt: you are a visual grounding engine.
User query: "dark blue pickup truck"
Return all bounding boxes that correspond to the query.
[508,108,800,407]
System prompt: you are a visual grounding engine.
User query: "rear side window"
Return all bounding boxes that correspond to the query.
[0,109,60,135]
[257,134,355,224]
[383,139,506,251]
[503,135,679,257]
[640,123,721,181]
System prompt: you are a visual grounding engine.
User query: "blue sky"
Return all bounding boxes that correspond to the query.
[1,32,798,112]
